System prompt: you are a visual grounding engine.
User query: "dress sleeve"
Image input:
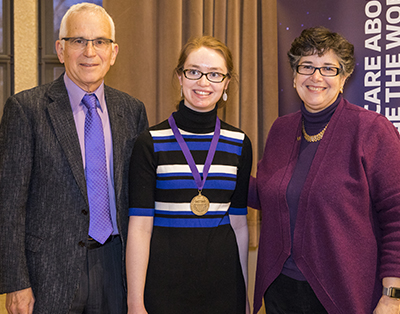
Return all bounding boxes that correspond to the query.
[128,130,157,217]
[228,134,253,215]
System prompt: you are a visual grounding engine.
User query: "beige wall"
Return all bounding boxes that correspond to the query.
[0,1,264,313]
[13,0,38,93]
[0,294,4,314]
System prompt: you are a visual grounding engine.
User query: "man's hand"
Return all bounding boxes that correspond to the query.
[6,288,35,314]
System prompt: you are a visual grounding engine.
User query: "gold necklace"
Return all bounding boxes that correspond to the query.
[302,120,329,142]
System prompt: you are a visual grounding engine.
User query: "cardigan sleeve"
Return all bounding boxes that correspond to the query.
[362,114,400,279]
[247,175,260,210]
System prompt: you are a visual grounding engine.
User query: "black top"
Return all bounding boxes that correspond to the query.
[283,95,341,281]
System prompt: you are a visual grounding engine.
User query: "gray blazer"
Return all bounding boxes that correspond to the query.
[0,75,148,313]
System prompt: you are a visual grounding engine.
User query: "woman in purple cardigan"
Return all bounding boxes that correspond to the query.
[249,26,400,314]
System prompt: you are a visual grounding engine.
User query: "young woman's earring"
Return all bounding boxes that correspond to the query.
[222,90,228,101]
[180,86,183,98]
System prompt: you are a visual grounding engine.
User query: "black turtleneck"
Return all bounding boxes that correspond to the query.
[172,100,218,134]
[282,94,342,281]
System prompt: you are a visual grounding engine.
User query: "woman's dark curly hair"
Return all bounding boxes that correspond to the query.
[288,26,355,77]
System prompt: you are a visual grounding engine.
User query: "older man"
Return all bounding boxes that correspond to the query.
[0,3,148,314]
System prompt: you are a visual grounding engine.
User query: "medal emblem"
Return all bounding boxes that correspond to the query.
[190,191,210,216]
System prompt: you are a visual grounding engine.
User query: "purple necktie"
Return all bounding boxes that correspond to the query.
[82,94,113,244]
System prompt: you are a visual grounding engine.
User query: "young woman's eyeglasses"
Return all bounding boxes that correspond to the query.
[296,65,341,77]
[62,37,114,51]
[183,69,228,83]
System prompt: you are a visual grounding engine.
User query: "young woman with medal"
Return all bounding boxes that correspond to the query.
[126,36,252,314]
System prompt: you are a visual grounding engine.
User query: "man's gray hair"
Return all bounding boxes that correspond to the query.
[58,2,115,41]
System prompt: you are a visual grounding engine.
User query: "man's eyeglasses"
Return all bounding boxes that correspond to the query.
[296,65,341,77]
[62,37,114,51]
[183,69,228,83]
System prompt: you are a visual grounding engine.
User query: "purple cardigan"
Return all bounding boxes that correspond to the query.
[250,98,400,314]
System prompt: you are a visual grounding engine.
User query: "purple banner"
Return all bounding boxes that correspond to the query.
[278,0,400,130]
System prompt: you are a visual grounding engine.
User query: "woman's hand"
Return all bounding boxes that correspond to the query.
[375,278,400,314]
[127,304,148,314]
[126,216,153,314]
[373,295,400,314]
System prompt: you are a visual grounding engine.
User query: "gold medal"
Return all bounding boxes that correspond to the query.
[190,190,210,216]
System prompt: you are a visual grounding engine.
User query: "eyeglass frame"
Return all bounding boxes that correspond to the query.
[296,65,341,77]
[61,37,114,50]
[182,69,229,83]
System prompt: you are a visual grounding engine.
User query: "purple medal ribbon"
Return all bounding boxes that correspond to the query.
[168,113,220,191]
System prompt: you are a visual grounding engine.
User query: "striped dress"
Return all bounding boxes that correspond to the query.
[129,102,252,314]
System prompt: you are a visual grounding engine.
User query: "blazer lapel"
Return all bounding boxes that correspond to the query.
[105,87,124,205]
[46,77,88,205]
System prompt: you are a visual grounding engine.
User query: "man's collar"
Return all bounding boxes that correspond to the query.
[63,73,106,113]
